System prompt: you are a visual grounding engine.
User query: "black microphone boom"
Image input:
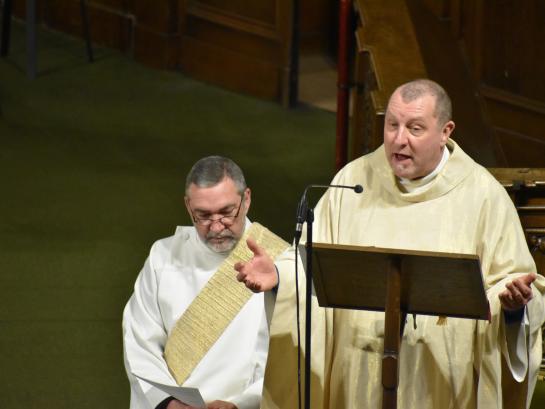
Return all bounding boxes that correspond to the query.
[294,183,363,244]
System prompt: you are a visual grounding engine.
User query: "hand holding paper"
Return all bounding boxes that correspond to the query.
[135,375,206,408]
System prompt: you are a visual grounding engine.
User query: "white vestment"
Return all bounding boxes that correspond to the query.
[123,221,270,409]
[263,140,545,409]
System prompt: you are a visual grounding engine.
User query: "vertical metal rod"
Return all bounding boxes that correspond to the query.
[1,0,13,56]
[304,207,314,409]
[26,0,36,79]
[79,0,93,62]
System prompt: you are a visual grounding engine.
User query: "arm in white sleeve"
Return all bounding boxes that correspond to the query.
[123,242,177,408]
[503,307,529,382]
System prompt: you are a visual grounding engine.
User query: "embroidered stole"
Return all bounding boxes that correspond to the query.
[164,222,289,385]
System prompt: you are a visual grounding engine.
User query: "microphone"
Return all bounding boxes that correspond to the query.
[294,183,363,244]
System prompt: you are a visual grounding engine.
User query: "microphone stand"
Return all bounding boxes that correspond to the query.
[294,183,362,409]
[303,206,314,409]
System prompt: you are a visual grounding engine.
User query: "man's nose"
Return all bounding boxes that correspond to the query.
[209,219,225,233]
[394,127,408,145]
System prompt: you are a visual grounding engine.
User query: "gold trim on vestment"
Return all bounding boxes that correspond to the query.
[164,222,289,385]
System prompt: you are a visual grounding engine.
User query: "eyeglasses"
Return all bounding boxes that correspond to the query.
[189,196,244,227]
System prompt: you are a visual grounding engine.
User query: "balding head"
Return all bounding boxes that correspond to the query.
[392,79,452,127]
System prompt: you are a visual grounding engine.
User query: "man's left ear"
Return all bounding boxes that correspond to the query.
[244,188,252,210]
[441,120,455,146]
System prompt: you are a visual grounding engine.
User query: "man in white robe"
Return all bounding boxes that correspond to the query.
[123,156,286,409]
[236,80,545,408]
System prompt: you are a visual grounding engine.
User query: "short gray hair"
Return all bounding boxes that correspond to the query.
[394,79,452,126]
[185,156,247,195]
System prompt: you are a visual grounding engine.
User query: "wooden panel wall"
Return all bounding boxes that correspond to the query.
[178,0,294,103]
[299,0,336,55]
[478,1,545,167]
[132,0,180,68]
[480,1,545,102]
[480,86,545,167]
[448,0,545,167]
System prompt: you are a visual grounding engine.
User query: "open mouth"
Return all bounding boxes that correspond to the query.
[394,153,412,162]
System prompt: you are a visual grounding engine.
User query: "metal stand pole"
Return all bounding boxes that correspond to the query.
[26,0,36,79]
[303,207,314,409]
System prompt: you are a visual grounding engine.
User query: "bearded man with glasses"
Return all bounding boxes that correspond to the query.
[122,156,288,409]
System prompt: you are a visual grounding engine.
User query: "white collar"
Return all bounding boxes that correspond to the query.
[398,147,450,193]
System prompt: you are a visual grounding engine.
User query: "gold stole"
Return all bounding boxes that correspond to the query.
[164,222,289,385]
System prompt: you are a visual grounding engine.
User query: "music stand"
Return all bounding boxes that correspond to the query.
[300,242,489,409]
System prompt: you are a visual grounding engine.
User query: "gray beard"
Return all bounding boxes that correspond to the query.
[204,231,238,253]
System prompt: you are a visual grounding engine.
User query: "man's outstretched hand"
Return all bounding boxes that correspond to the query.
[499,272,536,311]
[235,238,279,292]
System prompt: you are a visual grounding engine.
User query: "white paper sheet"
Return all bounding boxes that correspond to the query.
[135,375,206,408]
